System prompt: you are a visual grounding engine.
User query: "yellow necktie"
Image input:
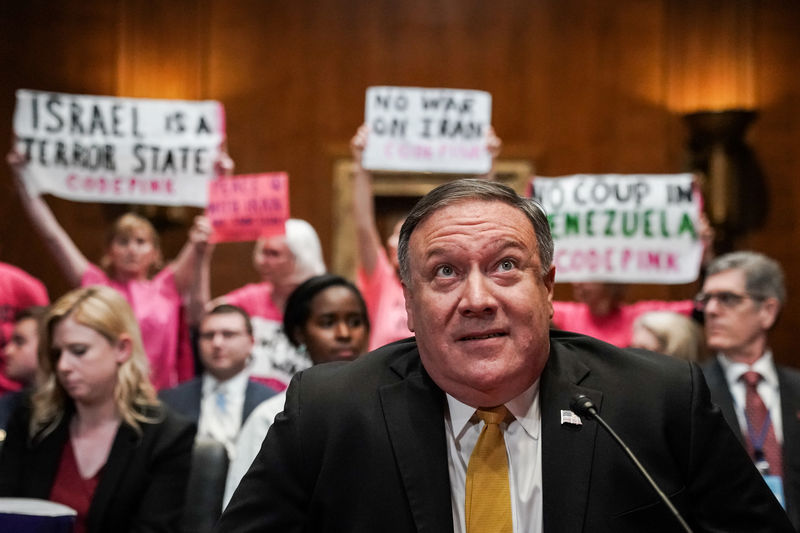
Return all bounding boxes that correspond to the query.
[465,405,513,533]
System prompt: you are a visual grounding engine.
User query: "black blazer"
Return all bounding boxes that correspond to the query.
[702,357,800,530]
[159,376,276,426]
[0,400,196,533]
[219,331,793,532]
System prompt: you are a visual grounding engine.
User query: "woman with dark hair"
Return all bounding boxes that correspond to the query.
[222,274,370,508]
[0,286,195,533]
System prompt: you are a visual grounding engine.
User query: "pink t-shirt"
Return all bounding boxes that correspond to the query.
[357,248,411,351]
[552,299,695,347]
[224,282,282,321]
[0,262,49,394]
[82,264,193,390]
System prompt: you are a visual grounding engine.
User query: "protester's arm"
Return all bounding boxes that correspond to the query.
[350,124,384,276]
[480,126,502,181]
[171,215,213,326]
[7,150,88,287]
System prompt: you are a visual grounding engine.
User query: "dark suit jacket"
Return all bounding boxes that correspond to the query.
[0,399,196,533]
[159,376,276,426]
[703,357,800,530]
[219,331,793,532]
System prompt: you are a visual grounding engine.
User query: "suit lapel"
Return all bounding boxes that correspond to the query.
[28,416,71,497]
[242,381,258,421]
[778,368,800,488]
[540,340,601,533]
[703,359,743,444]
[187,379,202,422]
[86,422,140,532]
[380,349,453,533]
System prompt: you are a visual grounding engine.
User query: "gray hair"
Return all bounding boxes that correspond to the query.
[706,251,786,307]
[285,218,326,279]
[397,178,553,284]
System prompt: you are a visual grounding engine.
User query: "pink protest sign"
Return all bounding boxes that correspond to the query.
[207,173,289,243]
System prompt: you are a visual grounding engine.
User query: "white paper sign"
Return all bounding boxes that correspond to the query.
[13,89,225,206]
[362,86,491,174]
[530,174,703,284]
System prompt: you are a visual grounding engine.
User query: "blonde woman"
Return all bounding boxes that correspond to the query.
[0,286,195,533]
[631,310,706,362]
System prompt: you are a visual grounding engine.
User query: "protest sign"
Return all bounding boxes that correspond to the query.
[529,173,703,284]
[13,89,225,206]
[362,86,491,174]
[207,173,289,243]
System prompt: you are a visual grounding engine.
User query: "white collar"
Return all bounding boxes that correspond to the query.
[446,378,541,441]
[718,349,778,389]
[201,367,251,397]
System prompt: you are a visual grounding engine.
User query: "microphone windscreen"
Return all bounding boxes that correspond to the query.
[570,394,596,418]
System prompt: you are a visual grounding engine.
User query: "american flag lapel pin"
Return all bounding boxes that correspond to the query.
[561,409,582,426]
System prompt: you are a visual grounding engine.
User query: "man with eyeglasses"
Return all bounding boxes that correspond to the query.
[698,251,800,529]
[160,304,276,458]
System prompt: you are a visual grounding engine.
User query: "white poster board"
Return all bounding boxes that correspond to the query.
[530,173,703,284]
[13,89,225,206]
[362,86,491,174]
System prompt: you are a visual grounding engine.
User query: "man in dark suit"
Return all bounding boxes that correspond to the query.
[218,179,792,532]
[160,304,275,457]
[698,251,800,530]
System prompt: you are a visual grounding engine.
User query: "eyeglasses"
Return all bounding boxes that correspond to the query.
[693,291,765,311]
[198,330,248,342]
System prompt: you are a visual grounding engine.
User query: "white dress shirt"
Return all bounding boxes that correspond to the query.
[445,380,542,533]
[199,369,250,457]
[718,350,783,443]
[223,391,287,509]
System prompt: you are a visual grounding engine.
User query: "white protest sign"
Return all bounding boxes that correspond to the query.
[530,173,703,284]
[362,86,491,174]
[13,89,225,206]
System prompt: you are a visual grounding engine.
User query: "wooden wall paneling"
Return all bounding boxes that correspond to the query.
[0,1,121,300]
[114,0,211,269]
[204,0,324,296]
[3,0,800,364]
[742,1,800,364]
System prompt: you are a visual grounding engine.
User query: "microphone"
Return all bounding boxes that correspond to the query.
[570,394,694,533]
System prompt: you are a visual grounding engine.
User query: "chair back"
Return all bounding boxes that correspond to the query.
[182,437,229,533]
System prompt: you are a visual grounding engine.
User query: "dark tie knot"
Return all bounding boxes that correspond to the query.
[741,370,763,388]
[474,405,512,426]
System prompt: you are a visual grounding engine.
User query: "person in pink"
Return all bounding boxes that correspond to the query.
[9,151,212,390]
[349,124,502,350]
[212,218,326,392]
[0,261,49,394]
[551,213,714,347]
[552,283,696,347]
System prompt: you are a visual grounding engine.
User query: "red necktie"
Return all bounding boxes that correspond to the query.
[741,370,783,477]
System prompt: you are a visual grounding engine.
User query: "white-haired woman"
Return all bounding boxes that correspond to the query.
[212,218,326,391]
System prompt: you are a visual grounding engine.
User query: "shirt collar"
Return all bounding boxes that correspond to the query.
[201,366,251,397]
[718,349,778,388]
[446,378,541,441]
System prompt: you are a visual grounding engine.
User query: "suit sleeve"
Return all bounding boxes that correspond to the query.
[0,401,31,495]
[129,413,196,533]
[684,363,795,532]
[216,372,311,533]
